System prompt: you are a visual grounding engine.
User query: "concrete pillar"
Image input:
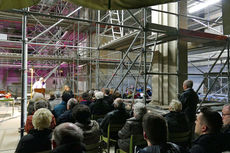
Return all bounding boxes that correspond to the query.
[178,0,188,93]
[151,1,187,105]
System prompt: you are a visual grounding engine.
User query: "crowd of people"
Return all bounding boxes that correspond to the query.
[14,80,230,153]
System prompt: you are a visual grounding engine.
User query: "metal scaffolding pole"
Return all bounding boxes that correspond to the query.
[228,39,230,103]
[132,52,143,101]
[10,9,141,31]
[96,10,100,89]
[105,31,141,87]
[143,8,147,104]
[127,10,144,29]
[196,46,226,93]
[121,52,124,94]
[114,53,141,93]
[89,29,92,89]
[76,22,80,95]
[20,8,28,138]
[72,59,75,93]
[146,34,158,85]
[147,72,206,76]
[73,23,76,93]
[198,58,229,110]
[29,7,82,43]
[121,63,143,87]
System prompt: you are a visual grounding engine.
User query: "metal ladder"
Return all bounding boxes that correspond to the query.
[109,10,122,40]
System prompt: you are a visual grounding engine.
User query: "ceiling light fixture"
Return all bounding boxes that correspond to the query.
[188,0,221,14]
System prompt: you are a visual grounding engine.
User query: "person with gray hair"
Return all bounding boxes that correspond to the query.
[51,123,85,153]
[94,91,104,99]
[89,91,111,116]
[15,108,53,153]
[32,92,44,102]
[179,80,199,130]
[100,98,130,139]
[118,102,147,152]
[57,98,78,125]
[49,91,62,111]
[164,99,190,148]
[25,100,56,133]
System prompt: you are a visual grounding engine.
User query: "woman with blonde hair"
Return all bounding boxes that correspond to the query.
[15,108,53,153]
[164,99,190,149]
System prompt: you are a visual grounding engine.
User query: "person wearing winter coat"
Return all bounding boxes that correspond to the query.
[15,108,53,153]
[118,102,147,152]
[72,104,101,145]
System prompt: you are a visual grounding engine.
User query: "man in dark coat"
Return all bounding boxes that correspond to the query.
[190,107,229,153]
[51,123,85,153]
[100,98,130,139]
[103,88,114,108]
[89,91,111,116]
[179,80,199,125]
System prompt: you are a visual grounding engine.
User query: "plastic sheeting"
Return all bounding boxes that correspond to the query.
[0,0,40,10]
[67,0,179,10]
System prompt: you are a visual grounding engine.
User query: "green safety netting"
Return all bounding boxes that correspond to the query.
[67,0,179,10]
[0,0,40,10]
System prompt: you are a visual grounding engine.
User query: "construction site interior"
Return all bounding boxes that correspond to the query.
[0,0,229,152]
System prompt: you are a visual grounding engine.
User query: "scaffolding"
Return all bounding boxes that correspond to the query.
[0,0,228,138]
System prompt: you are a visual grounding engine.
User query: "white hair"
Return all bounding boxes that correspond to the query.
[113,98,123,108]
[32,108,52,130]
[67,98,78,110]
[32,92,44,102]
[95,91,104,99]
[169,99,182,112]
